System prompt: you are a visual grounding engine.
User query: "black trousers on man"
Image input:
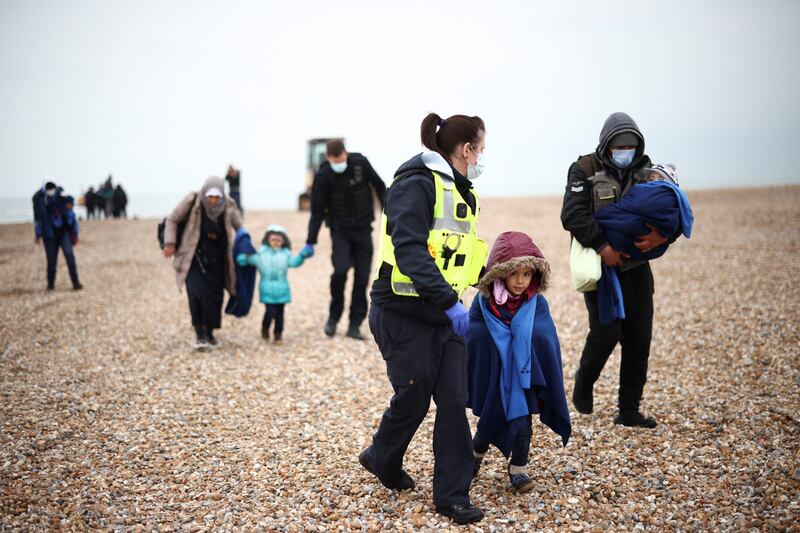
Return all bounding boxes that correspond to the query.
[329,226,373,327]
[43,230,80,289]
[576,262,654,413]
[364,304,473,507]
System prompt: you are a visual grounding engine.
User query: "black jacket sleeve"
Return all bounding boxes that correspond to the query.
[305,171,327,245]
[560,162,609,252]
[386,175,459,309]
[363,158,387,210]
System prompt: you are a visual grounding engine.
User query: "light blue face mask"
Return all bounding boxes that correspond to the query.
[611,148,636,168]
[330,161,348,174]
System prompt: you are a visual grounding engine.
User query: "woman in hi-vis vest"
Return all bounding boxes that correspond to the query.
[359,113,488,525]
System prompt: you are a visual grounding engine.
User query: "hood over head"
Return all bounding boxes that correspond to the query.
[200,176,226,220]
[478,231,550,296]
[263,224,291,249]
[596,112,646,167]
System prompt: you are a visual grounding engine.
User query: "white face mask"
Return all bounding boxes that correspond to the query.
[46,189,56,197]
[611,148,636,168]
[466,146,485,181]
[330,161,348,174]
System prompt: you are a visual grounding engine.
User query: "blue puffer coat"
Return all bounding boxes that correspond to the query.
[236,245,307,304]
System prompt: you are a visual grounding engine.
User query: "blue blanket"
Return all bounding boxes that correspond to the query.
[225,228,257,318]
[467,294,571,456]
[594,181,694,324]
[595,181,694,261]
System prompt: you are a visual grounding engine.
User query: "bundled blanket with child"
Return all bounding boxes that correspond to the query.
[467,232,571,458]
[594,166,694,325]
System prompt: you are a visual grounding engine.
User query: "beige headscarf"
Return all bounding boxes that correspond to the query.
[200,176,226,221]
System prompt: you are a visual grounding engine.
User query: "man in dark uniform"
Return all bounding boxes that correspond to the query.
[304,139,386,339]
[561,112,673,429]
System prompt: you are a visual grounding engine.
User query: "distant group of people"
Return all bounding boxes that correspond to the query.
[37,110,693,525]
[85,175,128,219]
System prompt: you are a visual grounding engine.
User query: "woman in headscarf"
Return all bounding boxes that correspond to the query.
[163,177,243,349]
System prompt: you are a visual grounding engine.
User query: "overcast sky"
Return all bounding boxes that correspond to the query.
[1,0,798,208]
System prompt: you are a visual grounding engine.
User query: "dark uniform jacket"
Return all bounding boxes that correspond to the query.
[306,152,386,244]
[371,152,476,324]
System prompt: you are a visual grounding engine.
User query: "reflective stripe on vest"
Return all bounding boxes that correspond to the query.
[374,170,488,299]
[432,179,471,233]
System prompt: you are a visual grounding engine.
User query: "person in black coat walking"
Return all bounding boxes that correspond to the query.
[303,139,386,340]
[561,111,672,429]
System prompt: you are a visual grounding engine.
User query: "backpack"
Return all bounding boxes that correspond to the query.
[157,193,197,249]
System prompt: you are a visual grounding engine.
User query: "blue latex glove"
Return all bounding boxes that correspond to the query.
[445,302,470,337]
[301,244,314,258]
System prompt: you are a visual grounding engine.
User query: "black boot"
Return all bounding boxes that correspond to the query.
[346,324,364,340]
[274,331,283,343]
[358,448,415,491]
[435,503,485,525]
[614,410,657,428]
[572,369,593,414]
[261,328,270,341]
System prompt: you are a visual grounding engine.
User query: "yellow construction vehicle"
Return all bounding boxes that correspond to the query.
[298,137,343,211]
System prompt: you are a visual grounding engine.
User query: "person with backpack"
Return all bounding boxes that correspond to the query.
[163,177,242,349]
[560,112,681,428]
[33,179,82,291]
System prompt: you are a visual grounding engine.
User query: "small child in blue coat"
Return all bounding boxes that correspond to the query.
[236,225,312,342]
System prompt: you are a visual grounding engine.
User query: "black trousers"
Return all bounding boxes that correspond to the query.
[473,415,532,467]
[262,304,285,334]
[43,231,80,288]
[577,262,654,413]
[329,226,373,327]
[365,304,473,506]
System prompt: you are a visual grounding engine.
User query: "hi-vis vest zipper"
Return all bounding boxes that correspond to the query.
[376,171,489,298]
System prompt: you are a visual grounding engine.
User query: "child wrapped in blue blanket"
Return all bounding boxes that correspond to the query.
[467,231,571,493]
[593,164,694,325]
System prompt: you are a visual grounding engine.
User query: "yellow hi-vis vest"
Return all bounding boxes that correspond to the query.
[376,171,488,298]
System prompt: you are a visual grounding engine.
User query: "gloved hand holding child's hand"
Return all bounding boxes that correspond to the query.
[445,302,470,337]
[301,244,315,258]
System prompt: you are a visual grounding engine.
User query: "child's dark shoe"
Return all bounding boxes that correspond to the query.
[261,328,270,341]
[324,318,337,337]
[508,465,535,493]
[274,332,283,343]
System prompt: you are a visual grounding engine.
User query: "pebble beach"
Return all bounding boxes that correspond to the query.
[1,186,798,532]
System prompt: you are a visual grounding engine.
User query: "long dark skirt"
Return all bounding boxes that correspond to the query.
[186,262,224,330]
